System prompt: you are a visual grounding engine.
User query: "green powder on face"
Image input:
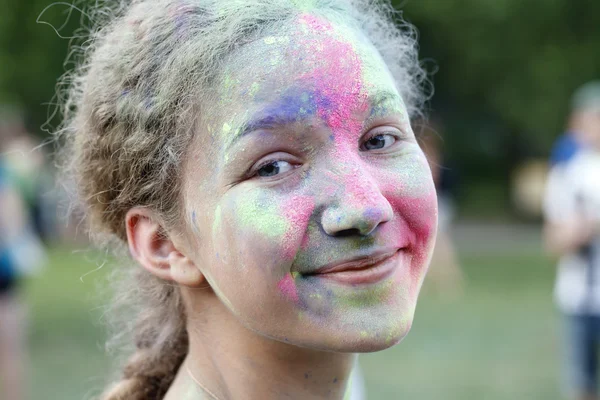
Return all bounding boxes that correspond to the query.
[249,82,261,97]
[331,278,395,308]
[212,205,222,239]
[385,315,411,344]
[235,192,288,239]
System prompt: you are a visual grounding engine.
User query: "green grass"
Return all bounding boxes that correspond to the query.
[23,240,560,400]
[25,247,112,400]
[362,251,559,400]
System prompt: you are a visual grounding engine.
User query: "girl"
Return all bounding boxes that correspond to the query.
[56,0,438,398]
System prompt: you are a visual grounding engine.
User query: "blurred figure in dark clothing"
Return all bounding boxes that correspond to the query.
[0,108,47,400]
[0,160,29,400]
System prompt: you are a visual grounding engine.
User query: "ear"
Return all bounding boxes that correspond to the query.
[125,208,205,288]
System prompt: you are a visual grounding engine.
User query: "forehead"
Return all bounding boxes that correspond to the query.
[209,14,401,132]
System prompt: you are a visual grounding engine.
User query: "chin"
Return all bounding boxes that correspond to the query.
[347,319,414,353]
[297,314,415,353]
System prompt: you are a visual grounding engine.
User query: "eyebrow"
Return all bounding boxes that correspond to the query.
[224,93,316,149]
[367,91,404,116]
[226,90,403,148]
[240,112,306,138]
[368,91,403,109]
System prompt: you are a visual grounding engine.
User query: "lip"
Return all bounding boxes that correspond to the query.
[304,249,402,285]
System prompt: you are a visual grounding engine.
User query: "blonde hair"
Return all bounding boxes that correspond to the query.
[54,0,427,398]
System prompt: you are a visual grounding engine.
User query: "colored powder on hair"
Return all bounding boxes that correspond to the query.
[263,35,291,46]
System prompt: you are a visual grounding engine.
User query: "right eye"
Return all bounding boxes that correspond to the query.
[255,160,295,177]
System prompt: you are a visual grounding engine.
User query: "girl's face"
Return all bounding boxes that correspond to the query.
[183,14,437,352]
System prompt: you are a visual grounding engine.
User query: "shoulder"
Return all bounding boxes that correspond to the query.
[550,134,579,165]
[567,150,600,173]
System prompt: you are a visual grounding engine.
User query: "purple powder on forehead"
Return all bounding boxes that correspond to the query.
[254,88,318,126]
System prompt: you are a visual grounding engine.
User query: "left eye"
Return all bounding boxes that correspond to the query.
[256,160,294,177]
[361,134,397,151]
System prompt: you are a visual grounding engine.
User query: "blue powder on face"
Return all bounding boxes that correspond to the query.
[256,87,318,127]
[230,87,320,146]
[191,210,201,236]
[314,92,333,112]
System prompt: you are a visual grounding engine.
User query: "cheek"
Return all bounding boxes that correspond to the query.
[213,191,286,270]
[212,191,315,269]
[379,153,438,261]
[280,195,316,260]
[209,191,316,308]
[381,151,436,207]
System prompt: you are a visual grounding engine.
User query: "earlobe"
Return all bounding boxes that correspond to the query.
[169,252,205,288]
[125,208,205,287]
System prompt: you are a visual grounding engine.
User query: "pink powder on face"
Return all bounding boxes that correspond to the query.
[386,192,438,299]
[277,274,299,302]
[281,195,316,260]
[388,194,437,246]
[296,15,368,139]
[300,231,311,251]
[323,156,387,214]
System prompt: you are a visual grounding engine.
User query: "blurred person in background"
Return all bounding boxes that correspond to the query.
[543,81,600,400]
[1,119,57,243]
[548,82,600,167]
[418,118,464,298]
[0,107,47,400]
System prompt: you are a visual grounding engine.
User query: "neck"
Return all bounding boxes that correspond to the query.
[165,291,356,400]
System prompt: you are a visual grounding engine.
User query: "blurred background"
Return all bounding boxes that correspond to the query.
[0,0,599,399]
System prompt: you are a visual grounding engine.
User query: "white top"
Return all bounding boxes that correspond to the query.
[544,150,600,315]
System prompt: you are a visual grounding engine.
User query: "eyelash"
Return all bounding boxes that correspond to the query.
[248,130,404,179]
[359,132,401,151]
[252,159,297,179]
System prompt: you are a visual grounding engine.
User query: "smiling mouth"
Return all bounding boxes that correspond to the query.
[303,249,402,285]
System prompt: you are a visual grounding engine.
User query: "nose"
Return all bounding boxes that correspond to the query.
[320,166,393,237]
